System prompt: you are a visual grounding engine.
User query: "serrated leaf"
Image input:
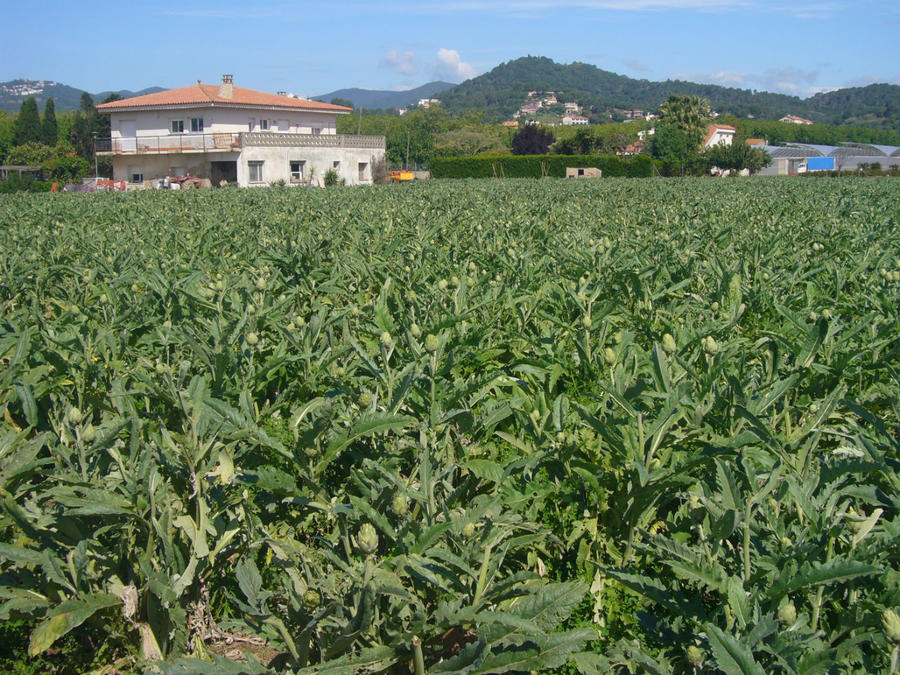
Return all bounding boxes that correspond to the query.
[704,623,765,675]
[766,558,879,598]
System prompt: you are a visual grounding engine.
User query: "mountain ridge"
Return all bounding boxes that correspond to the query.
[311,81,455,110]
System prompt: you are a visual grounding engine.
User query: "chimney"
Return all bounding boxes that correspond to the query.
[219,74,233,99]
[277,91,287,97]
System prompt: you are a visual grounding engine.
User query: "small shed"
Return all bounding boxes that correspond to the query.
[0,165,42,180]
[566,167,602,179]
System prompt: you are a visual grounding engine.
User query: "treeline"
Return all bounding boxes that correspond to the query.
[0,92,121,183]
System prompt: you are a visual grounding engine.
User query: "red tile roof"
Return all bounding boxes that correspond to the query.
[97,82,351,113]
[703,124,736,147]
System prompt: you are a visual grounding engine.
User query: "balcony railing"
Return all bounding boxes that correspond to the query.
[243,132,385,149]
[94,133,242,155]
[95,132,385,155]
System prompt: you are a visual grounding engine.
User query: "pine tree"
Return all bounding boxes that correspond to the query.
[14,97,42,146]
[41,98,58,146]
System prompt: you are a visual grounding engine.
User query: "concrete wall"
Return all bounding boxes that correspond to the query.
[112,145,385,187]
[240,145,384,186]
[110,106,338,140]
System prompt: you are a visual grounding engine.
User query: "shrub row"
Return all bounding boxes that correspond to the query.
[430,153,656,179]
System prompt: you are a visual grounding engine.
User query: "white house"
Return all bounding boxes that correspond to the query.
[779,114,814,125]
[96,75,385,187]
[702,124,736,148]
[562,115,589,126]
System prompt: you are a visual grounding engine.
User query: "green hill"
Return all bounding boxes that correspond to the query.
[438,56,900,131]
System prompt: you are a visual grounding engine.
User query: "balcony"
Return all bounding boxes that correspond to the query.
[94,133,242,155]
[95,132,385,156]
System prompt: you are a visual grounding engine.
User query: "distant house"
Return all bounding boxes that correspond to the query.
[562,115,589,126]
[745,138,767,147]
[95,75,385,187]
[703,124,736,148]
[780,114,814,125]
[543,95,558,105]
[519,102,541,115]
[564,102,580,112]
[501,120,519,127]
[418,98,441,108]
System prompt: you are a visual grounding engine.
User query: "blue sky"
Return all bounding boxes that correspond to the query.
[2,1,898,99]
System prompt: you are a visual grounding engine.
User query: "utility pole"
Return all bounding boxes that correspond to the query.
[357,107,362,135]
[92,134,98,178]
[405,131,410,171]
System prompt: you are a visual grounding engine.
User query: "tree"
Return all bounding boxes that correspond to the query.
[14,97,42,146]
[511,123,554,155]
[5,141,56,166]
[704,142,771,175]
[330,97,354,109]
[41,98,58,146]
[657,94,712,148]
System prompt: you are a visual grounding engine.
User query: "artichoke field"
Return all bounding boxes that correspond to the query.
[1,177,899,673]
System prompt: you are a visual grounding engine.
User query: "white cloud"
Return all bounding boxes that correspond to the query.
[432,48,478,82]
[379,50,417,76]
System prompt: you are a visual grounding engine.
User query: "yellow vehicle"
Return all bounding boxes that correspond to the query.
[388,170,415,183]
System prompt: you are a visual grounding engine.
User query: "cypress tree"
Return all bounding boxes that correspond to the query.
[41,98,58,146]
[14,97,42,146]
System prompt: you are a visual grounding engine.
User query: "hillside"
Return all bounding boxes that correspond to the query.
[437,57,900,131]
[0,79,165,112]
[312,81,455,110]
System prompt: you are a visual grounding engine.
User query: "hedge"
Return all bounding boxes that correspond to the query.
[429,153,657,179]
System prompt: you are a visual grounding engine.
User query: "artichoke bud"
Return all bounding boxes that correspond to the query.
[81,424,96,443]
[410,323,421,338]
[882,608,900,643]
[461,522,476,539]
[686,645,703,667]
[702,336,719,355]
[380,331,393,348]
[357,523,378,555]
[425,334,439,353]
[68,407,83,425]
[255,277,267,290]
[662,333,677,355]
[603,347,617,366]
[529,409,541,425]
[391,494,408,517]
[778,602,797,626]
[358,392,373,408]
[302,590,321,610]
[582,314,592,329]
[246,332,259,346]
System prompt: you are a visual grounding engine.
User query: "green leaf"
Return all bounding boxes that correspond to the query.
[318,413,414,470]
[704,623,765,675]
[29,593,120,657]
[766,558,880,598]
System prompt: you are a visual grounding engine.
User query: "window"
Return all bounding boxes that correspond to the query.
[332,161,341,170]
[358,162,368,181]
[290,160,305,182]
[248,119,255,131]
[311,127,322,135]
[130,171,143,184]
[259,119,269,130]
[191,118,204,133]
[170,120,184,133]
[248,161,264,183]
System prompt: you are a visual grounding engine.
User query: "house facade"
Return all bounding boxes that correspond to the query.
[703,124,736,148]
[96,75,385,187]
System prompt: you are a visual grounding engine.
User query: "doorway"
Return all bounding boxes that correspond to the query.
[210,161,237,186]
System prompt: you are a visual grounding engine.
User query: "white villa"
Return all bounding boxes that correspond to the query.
[703,124,736,148]
[96,75,386,187]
